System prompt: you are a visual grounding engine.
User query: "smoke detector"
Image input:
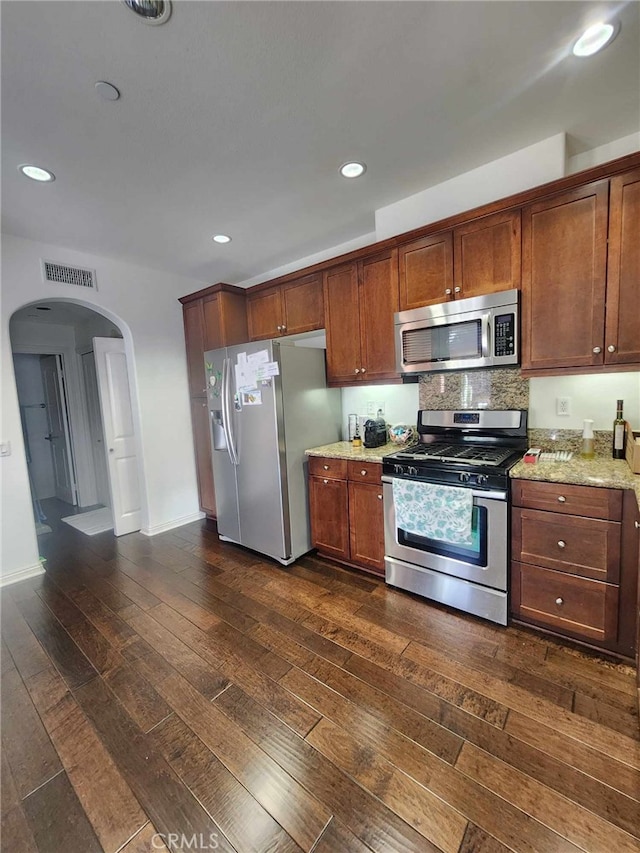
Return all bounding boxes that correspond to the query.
[122,0,171,25]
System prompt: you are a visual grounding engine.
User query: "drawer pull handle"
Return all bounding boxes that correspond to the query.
[323,465,329,470]
[361,469,367,476]
[555,597,564,606]
[557,496,566,503]
[557,540,566,549]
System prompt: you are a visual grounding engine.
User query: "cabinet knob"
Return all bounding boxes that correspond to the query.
[202,402,207,407]
[635,521,639,529]
[445,288,452,295]
[281,325,287,332]
[276,325,281,331]
[454,287,461,293]
[323,479,328,484]
[202,388,207,394]
[607,344,616,353]
[377,494,382,500]
[361,367,366,373]
[355,368,360,374]
[555,597,564,606]
[323,464,329,470]
[361,469,367,476]
[592,346,602,354]
[557,496,566,503]
[557,540,566,549]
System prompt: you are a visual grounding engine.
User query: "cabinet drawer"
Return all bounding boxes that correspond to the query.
[512,480,622,520]
[308,456,348,480]
[512,508,621,583]
[512,562,618,643]
[347,460,382,484]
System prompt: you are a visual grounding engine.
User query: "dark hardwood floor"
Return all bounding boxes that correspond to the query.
[1,517,639,853]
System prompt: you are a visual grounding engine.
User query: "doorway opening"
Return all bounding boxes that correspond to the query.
[10,299,142,539]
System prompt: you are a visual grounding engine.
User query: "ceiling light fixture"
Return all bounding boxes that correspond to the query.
[18,164,55,182]
[340,161,367,179]
[212,234,232,244]
[122,0,171,25]
[572,22,616,56]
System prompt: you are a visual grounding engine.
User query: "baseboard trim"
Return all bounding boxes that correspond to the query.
[1,562,46,588]
[140,512,205,537]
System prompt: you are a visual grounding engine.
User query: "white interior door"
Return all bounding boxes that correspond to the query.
[81,351,110,507]
[40,355,77,505]
[93,338,141,536]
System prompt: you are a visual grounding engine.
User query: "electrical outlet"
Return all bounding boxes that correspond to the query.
[366,401,376,415]
[556,396,571,417]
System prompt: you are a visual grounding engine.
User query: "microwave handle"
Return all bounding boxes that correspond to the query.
[482,313,492,359]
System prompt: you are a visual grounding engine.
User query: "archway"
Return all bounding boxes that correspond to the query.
[9,297,145,541]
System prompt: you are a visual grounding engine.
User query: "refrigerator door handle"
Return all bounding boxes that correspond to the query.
[222,357,239,466]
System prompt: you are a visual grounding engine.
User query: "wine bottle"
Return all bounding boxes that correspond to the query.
[612,399,625,459]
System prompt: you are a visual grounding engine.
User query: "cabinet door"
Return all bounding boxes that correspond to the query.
[398,231,454,310]
[190,398,216,516]
[348,481,385,575]
[605,169,640,365]
[281,273,324,335]
[453,210,521,298]
[202,293,223,352]
[323,263,362,385]
[247,288,283,341]
[309,475,349,560]
[521,181,609,371]
[358,249,400,382]
[183,301,207,396]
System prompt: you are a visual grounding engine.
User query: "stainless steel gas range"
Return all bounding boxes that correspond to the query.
[382,409,528,625]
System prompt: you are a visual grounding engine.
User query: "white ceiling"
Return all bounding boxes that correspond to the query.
[2,1,638,288]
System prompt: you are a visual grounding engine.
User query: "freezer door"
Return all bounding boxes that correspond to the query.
[204,347,240,543]
[227,341,290,561]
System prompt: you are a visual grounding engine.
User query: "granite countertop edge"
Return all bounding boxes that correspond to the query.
[305,441,399,463]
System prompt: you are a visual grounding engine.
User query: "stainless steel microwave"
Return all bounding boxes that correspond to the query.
[395,289,519,376]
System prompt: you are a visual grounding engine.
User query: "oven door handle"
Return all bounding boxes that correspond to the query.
[382,476,506,501]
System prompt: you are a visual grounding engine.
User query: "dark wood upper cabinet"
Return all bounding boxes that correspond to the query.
[183,299,207,396]
[247,273,324,340]
[604,168,640,365]
[521,180,609,372]
[453,209,521,298]
[398,231,453,310]
[324,250,399,386]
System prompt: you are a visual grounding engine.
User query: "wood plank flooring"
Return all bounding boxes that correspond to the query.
[1,514,639,853]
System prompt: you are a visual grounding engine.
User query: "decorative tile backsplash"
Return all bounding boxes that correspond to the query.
[418,368,529,411]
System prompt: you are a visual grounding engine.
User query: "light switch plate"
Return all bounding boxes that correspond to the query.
[0,441,11,457]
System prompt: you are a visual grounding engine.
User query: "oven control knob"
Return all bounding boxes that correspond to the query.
[476,474,488,485]
[408,466,418,476]
[459,472,470,483]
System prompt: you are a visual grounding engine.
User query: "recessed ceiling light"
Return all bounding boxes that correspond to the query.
[340,161,367,179]
[95,81,121,101]
[572,22,616,57]
[122,0,171,25]
[18,164,55,182]
[212,234,232,244]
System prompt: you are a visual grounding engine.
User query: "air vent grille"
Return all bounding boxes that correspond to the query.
[42,261,97,290]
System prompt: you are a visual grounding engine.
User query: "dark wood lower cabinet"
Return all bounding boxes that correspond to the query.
[511,480,638,659]
[309,457,385,576]
[190,398,216,517]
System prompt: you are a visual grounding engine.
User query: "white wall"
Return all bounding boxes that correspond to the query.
[76,313,121,352]
[530,373,640,431]
[1,233,208,583]
[375,134,567,240]
[568,132,640,174]
[340,384,419,439]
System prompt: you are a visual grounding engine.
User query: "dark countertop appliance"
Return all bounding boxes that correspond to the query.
[364,416,388,448]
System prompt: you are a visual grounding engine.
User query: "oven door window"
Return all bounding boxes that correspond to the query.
[397,505,488,566]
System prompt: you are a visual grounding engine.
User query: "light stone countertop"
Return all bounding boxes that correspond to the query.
[305,440,400,464]
[510,457,640,511]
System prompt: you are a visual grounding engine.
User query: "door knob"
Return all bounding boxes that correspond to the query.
[592,346,601,354]
[607,344,616,353]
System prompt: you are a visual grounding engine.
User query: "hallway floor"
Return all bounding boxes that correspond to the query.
[1,519,639,852]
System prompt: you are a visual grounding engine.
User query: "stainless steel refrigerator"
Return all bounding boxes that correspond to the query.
[204,339,341,564]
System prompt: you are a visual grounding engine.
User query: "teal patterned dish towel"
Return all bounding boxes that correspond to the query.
[392,478,474,546]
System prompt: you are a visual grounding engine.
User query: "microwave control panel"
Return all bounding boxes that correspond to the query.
[494,313,515,357]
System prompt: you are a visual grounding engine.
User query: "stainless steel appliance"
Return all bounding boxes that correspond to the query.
[395,289,519,377]
[205,340,341,565]
[383,409,528,625]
